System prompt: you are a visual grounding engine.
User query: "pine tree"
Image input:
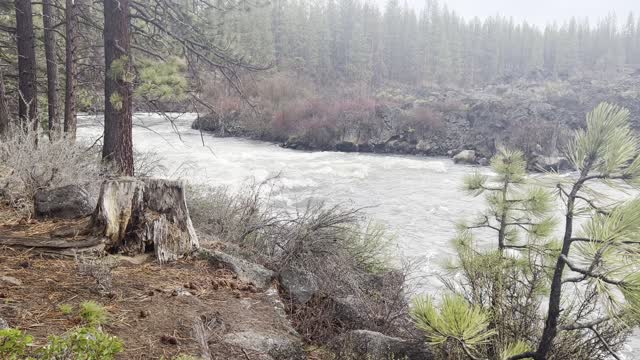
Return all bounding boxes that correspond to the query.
[14,0,38,127]
[413,148,555,359]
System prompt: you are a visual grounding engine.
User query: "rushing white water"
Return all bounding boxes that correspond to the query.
[77,113,639,358]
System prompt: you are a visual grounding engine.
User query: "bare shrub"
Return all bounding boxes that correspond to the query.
[133,149,167,177]
[0,125,101,211]
[187,178,413,344]
[397,107,445,139]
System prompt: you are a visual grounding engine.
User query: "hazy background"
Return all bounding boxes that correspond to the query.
[393,0,640,27]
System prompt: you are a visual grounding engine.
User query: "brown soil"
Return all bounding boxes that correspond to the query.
[0,248,297,359]
[0,198,324,360]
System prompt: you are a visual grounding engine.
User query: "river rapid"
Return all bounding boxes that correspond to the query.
[77,113,639,358]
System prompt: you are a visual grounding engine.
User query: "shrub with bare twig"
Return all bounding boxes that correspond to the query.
[0,124,102,215]
[187,178,415,344]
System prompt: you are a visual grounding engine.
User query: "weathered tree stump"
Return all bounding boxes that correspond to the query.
[90,177,199,263]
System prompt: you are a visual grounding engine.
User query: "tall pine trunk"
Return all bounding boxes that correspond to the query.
[64,0,78,138]
[43,0,60,136]
[0,69,8,136]
[15,0,38,129]
[103,0,133,175]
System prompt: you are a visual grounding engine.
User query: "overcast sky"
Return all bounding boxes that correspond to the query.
[399,0,640,27]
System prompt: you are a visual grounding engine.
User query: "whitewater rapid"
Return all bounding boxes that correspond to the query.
[77,113,639,358]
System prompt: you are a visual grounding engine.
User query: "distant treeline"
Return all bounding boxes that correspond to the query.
[220,0,640,86]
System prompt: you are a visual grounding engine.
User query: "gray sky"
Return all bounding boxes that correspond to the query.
[401,0,640,27]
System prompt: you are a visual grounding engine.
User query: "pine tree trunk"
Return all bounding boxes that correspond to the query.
[63,0,77,139]
[0,69,9,136]
[90,178,199,263]
[43,0,60,136]
[103,0,133,175]
[15,0,38,128]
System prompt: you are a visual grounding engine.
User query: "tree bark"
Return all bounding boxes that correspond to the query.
[103,0,133,175]
[0,69,9,136]
[63,0,78,138]
[536,165,592,360]
[15,0,38,128]
[43,0,60,136]
[90,178,199,263]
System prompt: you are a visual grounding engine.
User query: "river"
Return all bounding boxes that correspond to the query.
[77,113,639,358]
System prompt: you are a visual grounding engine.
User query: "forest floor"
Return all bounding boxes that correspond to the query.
[0,204,306,360]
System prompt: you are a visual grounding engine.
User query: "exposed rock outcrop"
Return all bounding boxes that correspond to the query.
[202,249,274,290]
[331,330,433,360]
[223,330,306,360]
[279,268,319,305]
[336,141,357,153]
[332,295,370,329]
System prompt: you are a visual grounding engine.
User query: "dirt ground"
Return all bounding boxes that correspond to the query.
[0,247,300,359]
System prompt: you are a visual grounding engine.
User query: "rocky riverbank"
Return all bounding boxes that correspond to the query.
[192,74,640,171]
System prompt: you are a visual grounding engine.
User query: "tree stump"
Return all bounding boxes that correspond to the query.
[90,177,199,263]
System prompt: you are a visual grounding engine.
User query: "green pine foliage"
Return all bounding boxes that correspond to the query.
[414,103,640,360]
[135,57,189,103]
[412,294,495,348]
[415,147,553,359]
[79,301,109,326]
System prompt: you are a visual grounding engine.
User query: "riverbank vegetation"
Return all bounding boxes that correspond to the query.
[187,179,412,343]
[413,103,640,360]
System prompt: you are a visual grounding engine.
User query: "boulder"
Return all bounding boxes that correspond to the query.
[0,317,8,330]
[336,141,357,153]
[332,295,369,328]
[453,150,476,164]
[223,330,305,360]
[331,330,433,360]
[279,268,319,305]
[34,184,97,219]
[203,250,274,290]
[531,155,572,172]
[477,157,489,166]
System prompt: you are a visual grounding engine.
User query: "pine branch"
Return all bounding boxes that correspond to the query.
[561,255,623,285]
[561,315,613,331]
[589,326,622,360]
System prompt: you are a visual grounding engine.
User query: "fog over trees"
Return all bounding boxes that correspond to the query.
[222,0,640,86]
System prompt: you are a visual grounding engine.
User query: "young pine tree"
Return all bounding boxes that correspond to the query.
[413,103,640,360]
[534,103,640,360]
[412,147,555,360]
